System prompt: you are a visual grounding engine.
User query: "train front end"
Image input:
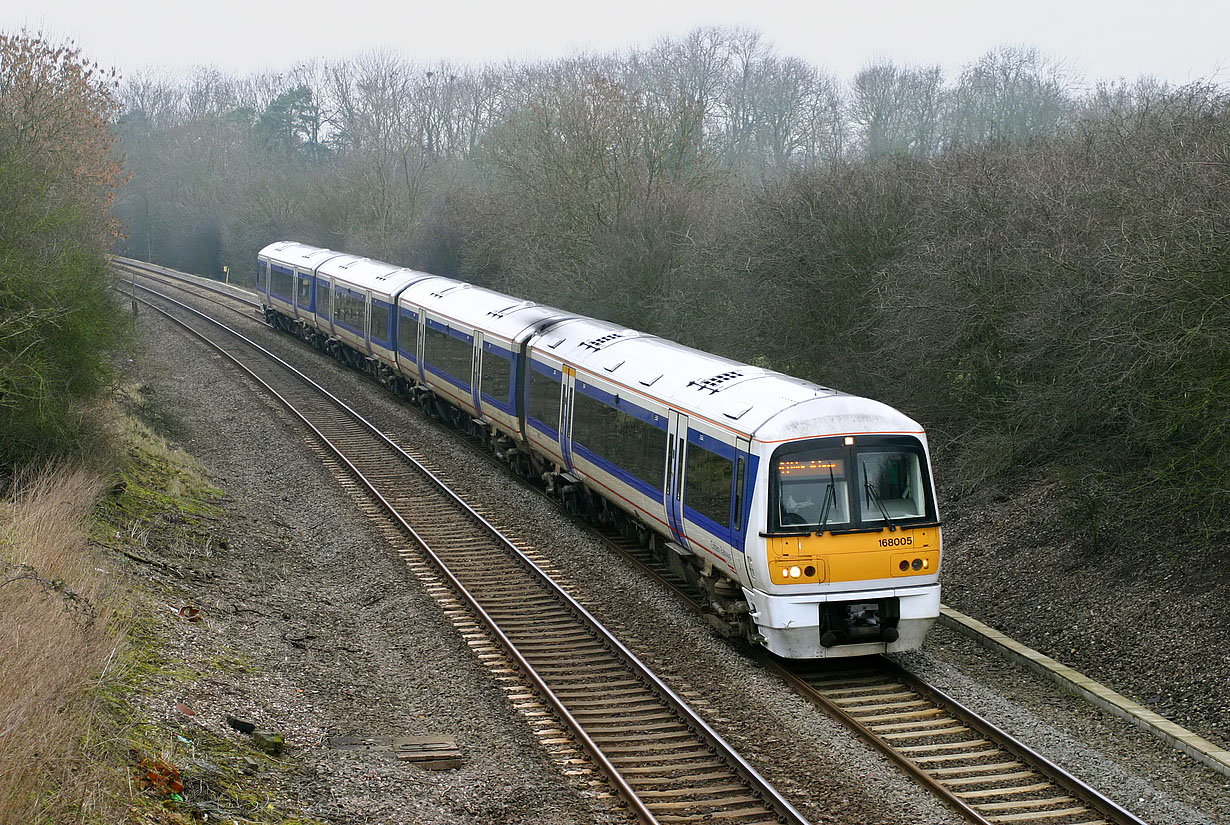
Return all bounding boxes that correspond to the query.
[745,398,941,659]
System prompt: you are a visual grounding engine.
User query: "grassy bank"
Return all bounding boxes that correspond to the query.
[0,401,322,825]
[0,465,119,822]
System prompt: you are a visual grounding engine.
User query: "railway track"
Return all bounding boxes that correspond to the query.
[119,261,1151,825]
[126,278,809,825]
[115,260,261,315]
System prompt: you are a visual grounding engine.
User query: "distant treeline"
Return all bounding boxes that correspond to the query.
[113,29,1229,549]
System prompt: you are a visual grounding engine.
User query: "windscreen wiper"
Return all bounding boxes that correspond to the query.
[862,462,897,531]
[815,465,838,534]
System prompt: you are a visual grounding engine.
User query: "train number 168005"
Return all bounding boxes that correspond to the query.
[879,536,914,547]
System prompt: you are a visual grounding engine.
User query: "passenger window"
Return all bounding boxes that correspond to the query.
[370,301,390,344]
[528,365,561,433]
[571,388,666,491]
[317,282,330,317]
[482,348,512,406]
[685,437,733,528]
[424,324,472,388]
[398,310,418,356]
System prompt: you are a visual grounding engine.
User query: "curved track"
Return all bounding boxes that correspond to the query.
[126,276,810,825]
[118,260,1151,825]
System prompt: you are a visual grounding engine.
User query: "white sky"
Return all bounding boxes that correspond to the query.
[5,0,1227,87]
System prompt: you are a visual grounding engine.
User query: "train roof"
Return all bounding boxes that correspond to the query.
[533,317,923,442]
[258,241,342,271]
[257,241,925,444]
[399,277,575,343]
[316,255,431,298]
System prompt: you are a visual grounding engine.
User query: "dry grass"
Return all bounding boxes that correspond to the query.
[0,464,121,825]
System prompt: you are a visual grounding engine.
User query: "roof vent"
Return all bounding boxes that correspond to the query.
[689,370,744,393]
[722,405,753,421]
[430,284,468,298]
[580,332,628,351]
[488,300,534,319]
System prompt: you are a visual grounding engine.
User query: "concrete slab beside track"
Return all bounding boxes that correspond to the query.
[939,605,1230,778]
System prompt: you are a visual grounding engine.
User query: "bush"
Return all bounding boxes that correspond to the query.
[0,33,126,470]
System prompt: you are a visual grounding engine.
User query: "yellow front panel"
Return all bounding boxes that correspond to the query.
[767,528,939,585]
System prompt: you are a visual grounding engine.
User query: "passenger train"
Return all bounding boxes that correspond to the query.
[257,241,942,659]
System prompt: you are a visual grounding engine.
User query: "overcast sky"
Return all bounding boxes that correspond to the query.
[5,0,1226,87]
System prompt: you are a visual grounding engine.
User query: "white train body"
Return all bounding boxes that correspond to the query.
[257,241,942,659]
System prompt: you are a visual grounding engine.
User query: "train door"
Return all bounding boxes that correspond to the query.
[363,292,373,354]
[664,410,691,551]
[295,271,312,318]
[470,330,484,414]
[560,365,576,472]
[415,310,427,383]
[733,436,753,580]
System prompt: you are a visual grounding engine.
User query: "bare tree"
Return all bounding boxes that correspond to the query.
[850,61,944,159]
[944,45,1075,145]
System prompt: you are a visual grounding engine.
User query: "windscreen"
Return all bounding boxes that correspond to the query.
[773,448,850,529]
[858,450,926,521]
[770,436,934,532]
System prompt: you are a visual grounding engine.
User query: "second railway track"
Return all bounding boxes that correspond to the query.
[120,261,1155,825]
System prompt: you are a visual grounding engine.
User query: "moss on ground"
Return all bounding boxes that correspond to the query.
[83,399,327,825]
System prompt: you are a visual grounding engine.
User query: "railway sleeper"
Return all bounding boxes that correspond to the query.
[589,724,694,738]
[928,760,1025,777]
[941,769,1037,787]
[551,679,643,695]
[597,736,703,751]
[961,784,1057,801]
[635,784,752,800]
[830,689,917,702]
[655,807,776,824]
[565,698,674,708]
[620,764,738,781]
[649,796,766,811]
[984,807,1094,824]
[574,700,672,716]
[567,703,669,718]
[879,725,971,740]
[898,739,992,755]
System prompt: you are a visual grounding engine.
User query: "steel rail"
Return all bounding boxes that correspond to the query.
[888,663,1148,825]
[129,281,811,825]
[115,258,261,309]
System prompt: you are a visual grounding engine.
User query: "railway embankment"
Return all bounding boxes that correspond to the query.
[938,479,1230,754]
[0,401,337,825]
[89,323,632,824]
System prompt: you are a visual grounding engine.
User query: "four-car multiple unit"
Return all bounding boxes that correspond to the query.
[257,241,942,659]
